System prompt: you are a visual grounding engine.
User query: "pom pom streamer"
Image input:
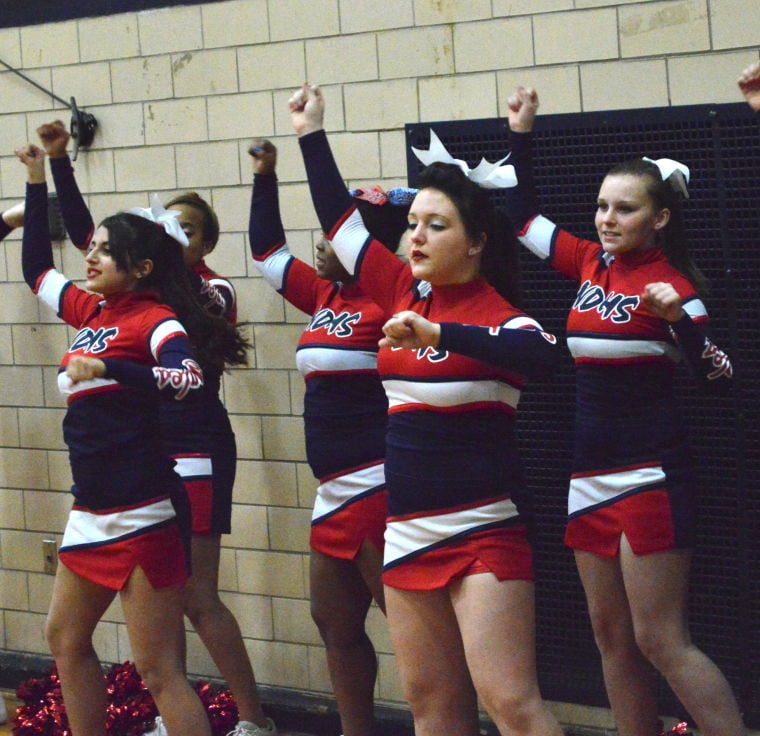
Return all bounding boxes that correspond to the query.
[12,661,240,736]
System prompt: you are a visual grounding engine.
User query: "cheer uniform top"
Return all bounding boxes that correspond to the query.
[504,131,734,556]
[299,130,559,589]
[49,156,238,536]
[23,180,204,590]
[249,171,388,558]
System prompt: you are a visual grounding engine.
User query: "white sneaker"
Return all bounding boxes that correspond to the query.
[144,715,168,736]
[226,718,278,736]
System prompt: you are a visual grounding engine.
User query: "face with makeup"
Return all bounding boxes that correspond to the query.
[405,188,484,286]
[595,174,670,257]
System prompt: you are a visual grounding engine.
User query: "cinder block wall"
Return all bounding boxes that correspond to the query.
[0,0,757,721]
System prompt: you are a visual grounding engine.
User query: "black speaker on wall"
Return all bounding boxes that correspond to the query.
[406,102,759,726]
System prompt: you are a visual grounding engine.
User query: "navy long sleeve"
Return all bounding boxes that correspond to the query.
[49,155,95,249]
[438,322,559,380]
[298,130,355,239]
[249,172,287,256]
[22,182,55,289]
[502,131,541,231]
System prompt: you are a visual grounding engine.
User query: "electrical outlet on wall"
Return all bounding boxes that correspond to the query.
[42,539,57,575]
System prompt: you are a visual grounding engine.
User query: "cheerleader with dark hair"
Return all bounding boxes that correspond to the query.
[16,141,211,736]
[290,83,562,736]
[504,86,742,736]
[35,121,272,736]
[248,137,411,736]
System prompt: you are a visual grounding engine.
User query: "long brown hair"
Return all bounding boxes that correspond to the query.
[606,158,707,297]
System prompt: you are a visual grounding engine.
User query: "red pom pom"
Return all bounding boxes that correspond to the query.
[12,662,239,736]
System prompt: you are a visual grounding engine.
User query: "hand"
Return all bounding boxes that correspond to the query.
[248,138,277,175]
[14,144,46,184]
[66,356,106,383]
[506,86,539,133]
[738,61,760,111]
[289,83,325,137]
[379,311,441,350]
[641,282,685,323]
[36,120,70,159]
[2,201,24,229]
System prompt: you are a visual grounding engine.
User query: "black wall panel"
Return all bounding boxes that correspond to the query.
[406,103,760,726]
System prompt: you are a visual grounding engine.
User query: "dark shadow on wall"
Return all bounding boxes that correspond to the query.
[0,0,228,29]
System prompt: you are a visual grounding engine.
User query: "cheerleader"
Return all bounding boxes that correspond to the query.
[289,83,563,736]
[16,142,214,736]
[34,121,270,736]
[504,86,743,736]
[248,138,409,736]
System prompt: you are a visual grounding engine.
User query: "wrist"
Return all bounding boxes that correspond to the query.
[297,122,324,137]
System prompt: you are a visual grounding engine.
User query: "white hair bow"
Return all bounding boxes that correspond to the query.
[127,193,189,247]
[411,129,517,189]
[642,157,690,199]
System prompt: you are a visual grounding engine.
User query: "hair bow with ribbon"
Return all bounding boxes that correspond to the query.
[127,193,189,247]
[411,129,517,190]
[642,157,690,199]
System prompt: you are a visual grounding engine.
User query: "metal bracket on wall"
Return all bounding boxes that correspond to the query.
[0,57,97,160]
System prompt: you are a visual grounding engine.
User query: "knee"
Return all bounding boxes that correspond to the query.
[310,601,367,650]
[634,625,681,671]
[479,686,541,732]
[45,617,91,659]
[404,675,474,723]
[183,587,222,627]
[586,606,636,657]
[135,654,183,698]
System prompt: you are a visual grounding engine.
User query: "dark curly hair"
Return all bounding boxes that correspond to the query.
[165,191,220,252]
[99,212,248,374]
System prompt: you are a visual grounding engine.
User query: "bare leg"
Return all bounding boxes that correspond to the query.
[121,566,211,736]
[45,563,116,736]
[310,541,384,736]
[620,536,745,736]
[184,534,268,727]
[452,574,563,736]
[575,549,660,736]
[384,585,480,736]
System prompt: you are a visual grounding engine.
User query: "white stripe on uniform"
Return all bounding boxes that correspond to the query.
[568,464,666,517]
[61,497,176,550]
[384,497,519,567]
[383,378,520,412]
[312,462,385,523]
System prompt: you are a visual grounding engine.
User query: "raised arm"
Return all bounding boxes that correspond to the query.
[290,84,406,314]
[248,139,287,258]
[503,86,542,235]
[290,84,356,241]
[37,120,94,249]
[16,145,55,290]
[738,61,760,111]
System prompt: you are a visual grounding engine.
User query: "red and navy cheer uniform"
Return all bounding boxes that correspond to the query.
[50,156,238,536]
[504,131,733,556]
[22,180,204,590]
[249,171,388,558]
[299,130,559,590]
